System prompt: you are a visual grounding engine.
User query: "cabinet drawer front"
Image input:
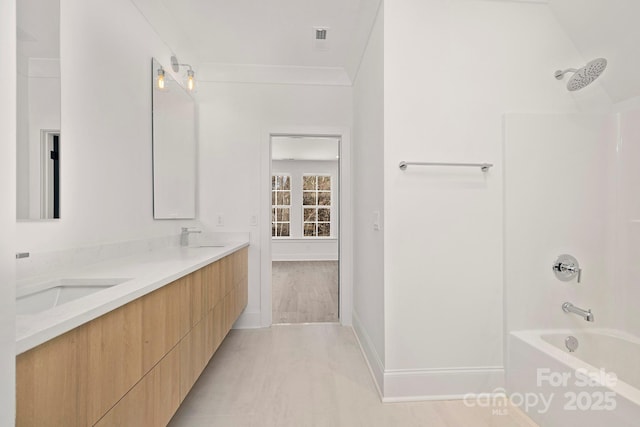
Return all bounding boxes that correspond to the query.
[95,346,180,427]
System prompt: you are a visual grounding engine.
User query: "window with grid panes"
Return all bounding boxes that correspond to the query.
[272,175,291,237]
[302,175,331,237]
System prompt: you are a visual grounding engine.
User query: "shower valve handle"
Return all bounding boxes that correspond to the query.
[562,263,581,283]
[553,262,581,283]
[552,255,581,283]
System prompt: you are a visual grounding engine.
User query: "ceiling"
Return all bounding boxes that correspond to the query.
[143,0,381,84]
[132,0,639,102]
[17,0,59,59]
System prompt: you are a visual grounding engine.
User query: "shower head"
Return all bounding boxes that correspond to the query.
[554,58,607,91]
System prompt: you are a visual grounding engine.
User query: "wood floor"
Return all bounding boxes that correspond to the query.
[272,261,339,323]
[168,324,538,427]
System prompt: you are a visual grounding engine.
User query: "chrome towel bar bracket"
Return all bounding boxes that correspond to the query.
[399,161,493,172]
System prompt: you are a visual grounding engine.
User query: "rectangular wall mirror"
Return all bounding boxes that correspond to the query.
[16,0,61,220]
[151,58,196,219]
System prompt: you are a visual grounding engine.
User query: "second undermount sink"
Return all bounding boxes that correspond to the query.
[17,278,132,316]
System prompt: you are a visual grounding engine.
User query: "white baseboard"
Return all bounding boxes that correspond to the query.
[382,366,505,402]
[352,312,385,399]
[272,254,338,261]
[232,310,262,329]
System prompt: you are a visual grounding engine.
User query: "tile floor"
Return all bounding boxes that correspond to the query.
[169,324,538,427]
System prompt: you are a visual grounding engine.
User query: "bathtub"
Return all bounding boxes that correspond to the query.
[508,329,640,427]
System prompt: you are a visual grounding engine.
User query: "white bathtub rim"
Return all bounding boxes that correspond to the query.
[512,328,640,344]
[510,328,640,407]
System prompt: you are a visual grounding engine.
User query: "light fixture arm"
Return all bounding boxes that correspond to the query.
[170,55,196,91]
[170,55,193,73]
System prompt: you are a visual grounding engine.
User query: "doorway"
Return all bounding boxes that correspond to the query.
[270,136,340,323]
[41,130,60,219]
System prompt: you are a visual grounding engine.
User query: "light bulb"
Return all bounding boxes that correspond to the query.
[157,68,165,89]
[187,69,195,91]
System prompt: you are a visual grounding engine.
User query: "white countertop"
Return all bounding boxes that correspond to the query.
[16,241,249,354]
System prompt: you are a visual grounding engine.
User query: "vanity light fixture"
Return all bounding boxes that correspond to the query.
[157,67,165,89]
[170,54,196,92]
[187,69,195,91]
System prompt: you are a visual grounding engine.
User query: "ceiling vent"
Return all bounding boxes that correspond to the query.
[313,27,329,51]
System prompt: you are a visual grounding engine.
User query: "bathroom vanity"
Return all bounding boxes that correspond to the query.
[16,243,248,426]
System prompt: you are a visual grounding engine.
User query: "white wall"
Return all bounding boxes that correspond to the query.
[352,2,386,393]
[16,0,200,253]
[615,104,640,337]
[548,0,640,104]
[382,0,611,398]
[197,81,352,327]
[504,114,616,333]
[272,159,339,261]
[0,0,17,422]
[271,240,338,262]
[16,56,29,218]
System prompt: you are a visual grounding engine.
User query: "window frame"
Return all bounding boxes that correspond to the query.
[271,174,292,238]
[301,174,332,238]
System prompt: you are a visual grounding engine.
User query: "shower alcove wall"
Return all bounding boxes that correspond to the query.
[504,111,640,426]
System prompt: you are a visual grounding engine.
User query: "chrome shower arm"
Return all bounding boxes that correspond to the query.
[554,68,578,79]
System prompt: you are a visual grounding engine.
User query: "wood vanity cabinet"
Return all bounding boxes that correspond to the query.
[16,247,249,427]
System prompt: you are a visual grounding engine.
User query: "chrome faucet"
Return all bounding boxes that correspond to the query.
[180,227,202,247]
[562,302,594,322]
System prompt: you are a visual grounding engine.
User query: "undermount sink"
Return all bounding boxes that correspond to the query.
[17,278,132,316]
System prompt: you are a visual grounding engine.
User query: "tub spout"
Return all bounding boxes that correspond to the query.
[562,302,594,322]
